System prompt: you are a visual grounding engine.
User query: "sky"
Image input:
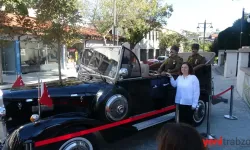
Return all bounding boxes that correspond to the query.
[165,0,250,33]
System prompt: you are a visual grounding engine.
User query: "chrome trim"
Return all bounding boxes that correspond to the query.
[26,99,33,102]
[119,68,128,79]
[30,114,40,122]
[0,90,7,144]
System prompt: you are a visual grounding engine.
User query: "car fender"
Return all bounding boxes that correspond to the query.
[94,85,132,111]
[9,112,104,143]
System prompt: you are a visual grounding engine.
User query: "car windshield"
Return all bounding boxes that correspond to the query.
[80,47,121,79]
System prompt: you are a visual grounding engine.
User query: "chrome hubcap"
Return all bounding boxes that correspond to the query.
[117,105,124,114]
[105,94,128,121]
[59,137,93,150]
[193,100,206,123]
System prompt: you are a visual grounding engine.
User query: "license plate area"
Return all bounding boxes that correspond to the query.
[32,105,54,112]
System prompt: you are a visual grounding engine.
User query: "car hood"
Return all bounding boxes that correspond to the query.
[2,81,108,100]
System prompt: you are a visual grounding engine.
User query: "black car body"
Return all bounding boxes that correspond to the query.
[0,46,214,150]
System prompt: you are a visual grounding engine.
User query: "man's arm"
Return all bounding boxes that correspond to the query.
[187,56,192,63]
[200,56,206,64]
[168,57,183,74]
[193,64,206,71]
[158,59,168,73]
[193,56,206,71]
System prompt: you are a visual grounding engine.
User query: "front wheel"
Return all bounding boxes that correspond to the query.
[192,99,207,127]
[59,137,96,150]
[56,127,100,150]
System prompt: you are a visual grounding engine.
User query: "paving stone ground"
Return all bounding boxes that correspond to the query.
[102,66,250,150]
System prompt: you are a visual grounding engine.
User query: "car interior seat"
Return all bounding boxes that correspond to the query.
[140,63,149,77]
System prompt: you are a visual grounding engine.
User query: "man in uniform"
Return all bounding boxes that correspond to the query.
[187,43,206,70]
[158,45,183,75]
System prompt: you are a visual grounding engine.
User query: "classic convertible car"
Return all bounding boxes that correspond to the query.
[0,46,214,150]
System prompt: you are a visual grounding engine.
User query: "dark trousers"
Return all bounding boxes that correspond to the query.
[178,104,195,126]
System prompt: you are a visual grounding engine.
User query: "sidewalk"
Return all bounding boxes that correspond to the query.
[102,66,250,150]
[196,66,250,150]
[0,69,77,89]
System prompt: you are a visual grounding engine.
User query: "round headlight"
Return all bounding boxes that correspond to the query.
[30,114,40,122]
[0,90,3,97]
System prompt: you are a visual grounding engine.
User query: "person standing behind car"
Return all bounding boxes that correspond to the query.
[187,43,206,70]
[158,45,183,75]
[165,62,200,125]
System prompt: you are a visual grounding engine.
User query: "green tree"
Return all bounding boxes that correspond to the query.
[181,30,200,52]
[199,41,212,52]
[91,0,173,49]
[88,0,113,45]
[0,0,35,84]
[159,31,187,51]
[33,0,84,85]
[218,13,250,50]
[120,0,173,49]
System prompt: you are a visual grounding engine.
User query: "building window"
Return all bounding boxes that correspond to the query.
[156,31,158,40]
[149,31,151,40]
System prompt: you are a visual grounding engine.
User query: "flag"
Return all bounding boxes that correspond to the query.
[39,82,53,107]
[12,75,25,88]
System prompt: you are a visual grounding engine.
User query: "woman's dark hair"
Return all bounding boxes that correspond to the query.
[157,123,205,150]
[179,62,194,75]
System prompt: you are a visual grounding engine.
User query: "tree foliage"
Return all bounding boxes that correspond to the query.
[89,0,173,49]
[86,0,113,45]
[120,0,173,49]
[33,0,84,84]
[0,0,36,84]
[217,13,250,51]
[159,31,187,50]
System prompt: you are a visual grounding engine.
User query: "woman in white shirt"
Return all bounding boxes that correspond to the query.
[166,62,200,125]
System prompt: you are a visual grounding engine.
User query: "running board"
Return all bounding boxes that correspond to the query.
[132,112,175,131]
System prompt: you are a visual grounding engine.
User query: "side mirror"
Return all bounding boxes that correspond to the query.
[119,68,128,79]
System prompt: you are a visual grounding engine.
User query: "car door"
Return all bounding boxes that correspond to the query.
[116,48,155,115]
[158,75,176,107]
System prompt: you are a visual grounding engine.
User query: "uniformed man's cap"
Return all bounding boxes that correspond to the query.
[191,43,199,50]
[171,45,179,52]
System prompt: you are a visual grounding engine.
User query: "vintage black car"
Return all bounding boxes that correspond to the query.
[0,46,214,150]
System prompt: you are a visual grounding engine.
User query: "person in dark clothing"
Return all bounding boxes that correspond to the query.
[158,45,183,75]
[187,43,206,70]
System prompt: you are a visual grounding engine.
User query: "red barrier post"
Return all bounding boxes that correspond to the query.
[224,85,237,120]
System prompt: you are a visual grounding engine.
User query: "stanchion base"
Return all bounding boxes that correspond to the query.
[200,133,216,139]
[224,115,237,120]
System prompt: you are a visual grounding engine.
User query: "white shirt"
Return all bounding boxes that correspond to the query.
[170,75,200,108]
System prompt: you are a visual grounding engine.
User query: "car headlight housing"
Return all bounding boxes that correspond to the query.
[0,89,3,105]
[0,90,5,118]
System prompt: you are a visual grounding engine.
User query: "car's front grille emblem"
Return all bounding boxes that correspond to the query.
[18,102,22,110]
